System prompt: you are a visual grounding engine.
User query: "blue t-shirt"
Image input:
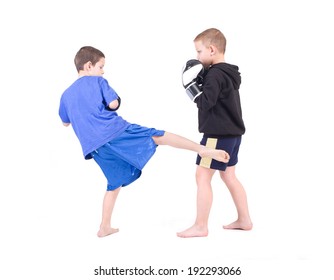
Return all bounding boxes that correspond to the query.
[59,76,130,159]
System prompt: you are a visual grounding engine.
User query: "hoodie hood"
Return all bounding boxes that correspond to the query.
[213,63,241,90]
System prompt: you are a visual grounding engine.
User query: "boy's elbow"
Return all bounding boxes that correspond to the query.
[63,122,70,127]
[108,97,121,111]
[108,100,119,110]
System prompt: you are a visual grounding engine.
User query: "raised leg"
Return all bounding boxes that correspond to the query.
[153,132,230,163]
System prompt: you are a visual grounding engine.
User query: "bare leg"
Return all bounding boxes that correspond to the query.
[153,132,229,163]
[97,188,121,237]
[177,166,215,238]
[220,166,253,230]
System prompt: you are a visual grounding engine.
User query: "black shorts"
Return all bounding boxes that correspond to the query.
[196,136,242,171]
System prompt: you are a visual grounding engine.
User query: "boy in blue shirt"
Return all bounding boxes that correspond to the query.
[59,46,230,237]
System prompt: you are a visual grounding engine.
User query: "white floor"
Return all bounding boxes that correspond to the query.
[2,148,333,279]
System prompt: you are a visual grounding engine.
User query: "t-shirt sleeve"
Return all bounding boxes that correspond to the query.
[59,97,70,123]
[100,78,119,105]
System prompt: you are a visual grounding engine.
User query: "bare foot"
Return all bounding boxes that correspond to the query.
[177,225,208,238]
[97,227,119,238]
[223,220,253,231]
[200,148,230,163]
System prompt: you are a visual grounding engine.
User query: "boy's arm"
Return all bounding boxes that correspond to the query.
[63,122,70,127]
[100,78,121,111]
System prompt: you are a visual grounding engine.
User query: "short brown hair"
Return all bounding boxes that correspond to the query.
[194,28,226,54]
[74,46,105,72]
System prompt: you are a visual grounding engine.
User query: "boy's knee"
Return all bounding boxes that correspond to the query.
[220,169,236,182]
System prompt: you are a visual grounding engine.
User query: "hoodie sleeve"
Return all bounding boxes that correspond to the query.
[195,63,241,111]
[195,67,221,111]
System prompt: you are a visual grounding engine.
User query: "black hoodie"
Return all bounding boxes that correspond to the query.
[195,62,245,137]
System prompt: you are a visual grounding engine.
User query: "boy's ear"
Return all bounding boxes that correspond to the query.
[83,61,93,71]
[209,45,216,55]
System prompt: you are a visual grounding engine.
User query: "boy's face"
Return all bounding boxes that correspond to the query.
[89,58,105,76]
[194,40,213,68]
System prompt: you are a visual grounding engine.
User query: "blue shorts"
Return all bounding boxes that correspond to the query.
[196,136,242,171]
[91,124,165,191]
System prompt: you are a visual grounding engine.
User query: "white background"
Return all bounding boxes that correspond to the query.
[1,0,333,279]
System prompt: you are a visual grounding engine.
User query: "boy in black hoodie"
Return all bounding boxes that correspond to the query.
[178,28,252,238]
